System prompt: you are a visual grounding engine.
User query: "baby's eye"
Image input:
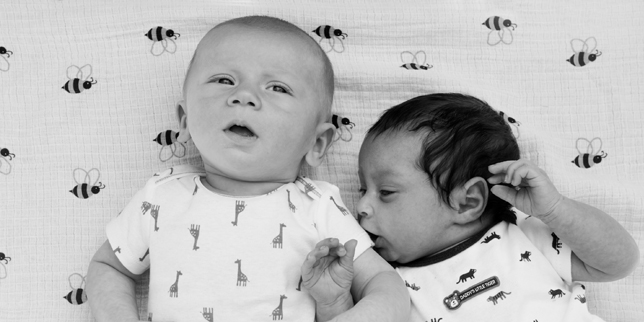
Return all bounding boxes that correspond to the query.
[217,78,234,85]
[268,84,291,94]
[210,75,234,85]
[379,190,394,197]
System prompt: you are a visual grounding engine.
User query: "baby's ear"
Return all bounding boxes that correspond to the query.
[451,177,489,224]
[175,100,191,143]
[305,122,336,167]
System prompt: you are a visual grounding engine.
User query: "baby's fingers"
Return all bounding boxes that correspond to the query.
[487,173,506,185]
[487,160,517,175]
[304,238,343,266]
[302,241,330,270]
[490,184,518,205]
[489,159,539,187]
[488,160,525,188]
[505,160,546,188]
[320,238,348,257]
[339,239,357,264]
[504,161,528,187]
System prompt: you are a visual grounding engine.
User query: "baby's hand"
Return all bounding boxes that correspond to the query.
[301,238,357,307]
[488,159,564,220]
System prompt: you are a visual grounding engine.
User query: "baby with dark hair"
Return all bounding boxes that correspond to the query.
[312,92,639,321]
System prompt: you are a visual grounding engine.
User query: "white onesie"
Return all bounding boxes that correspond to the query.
[106,165,372,321]
[396,213,605,322]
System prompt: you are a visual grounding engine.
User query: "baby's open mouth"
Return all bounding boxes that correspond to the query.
[228,124,256,138]
[365,230,379,243]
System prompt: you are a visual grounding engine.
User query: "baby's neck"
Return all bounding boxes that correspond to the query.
[201,173,291,197]
[434,211,498,256]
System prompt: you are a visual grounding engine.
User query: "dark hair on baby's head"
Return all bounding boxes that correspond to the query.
[367,93,520,224]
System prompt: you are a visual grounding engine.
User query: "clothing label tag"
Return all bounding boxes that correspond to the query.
[443,276,500,310]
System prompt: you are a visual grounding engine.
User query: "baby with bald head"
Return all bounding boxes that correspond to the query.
[184,16,335,117]
[87,16,409,322]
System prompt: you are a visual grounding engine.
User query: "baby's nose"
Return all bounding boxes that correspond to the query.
[356,200,372,223]
[227,88,260,109]
[230,98,255,107]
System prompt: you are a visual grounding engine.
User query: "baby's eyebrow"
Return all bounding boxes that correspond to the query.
[373,168,398,178]
[263,75,296,87]
[361,170,401,185]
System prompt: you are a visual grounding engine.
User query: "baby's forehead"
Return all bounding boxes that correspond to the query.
[199,23,313,51]
[193,25,322,74]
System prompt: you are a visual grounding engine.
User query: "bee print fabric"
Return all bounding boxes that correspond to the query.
[1,1,643,322]
[105,165,372,321]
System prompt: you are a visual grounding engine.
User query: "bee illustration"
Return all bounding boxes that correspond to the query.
[0,252,10,265]
[482,16,517,46]
[0,46,13,72]
[499,111,521,138]
[145,26,180,56]
[400,50,432,70]
[153,130,186,162]
[0,252,10,281]
[70,168,105,199]
[567,37,602,67]
[572,137,607,168]
[64,273,88,305]
[62,64,97,94]
[0,147,15,175]
[312,25,347,53]
[331,114,355,142]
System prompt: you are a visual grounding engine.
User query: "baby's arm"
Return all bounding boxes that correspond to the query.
[488,159,640,282]
[302,240,410,322]
[341,248,410,321]
[86,240,145,322]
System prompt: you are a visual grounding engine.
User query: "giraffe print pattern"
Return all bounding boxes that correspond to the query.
[330,196,351,216]
[201,307,213,322]
[189,224,200,251]
[272,223,286,248]
[168,271,182,298]
[286,189,296,213]
[151,205,161,231]
[271,294,287,320]
[235,259,249,286]
[116,174,363,319]
[231,200,246,226]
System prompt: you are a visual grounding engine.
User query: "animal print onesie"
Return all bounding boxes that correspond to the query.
[106,165,372,321]
[395,212,605,322]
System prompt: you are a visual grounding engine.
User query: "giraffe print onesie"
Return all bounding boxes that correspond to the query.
[106,165,372,321]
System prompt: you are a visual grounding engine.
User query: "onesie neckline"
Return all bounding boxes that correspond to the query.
[194,175,293,199]
[391,221,500,268]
